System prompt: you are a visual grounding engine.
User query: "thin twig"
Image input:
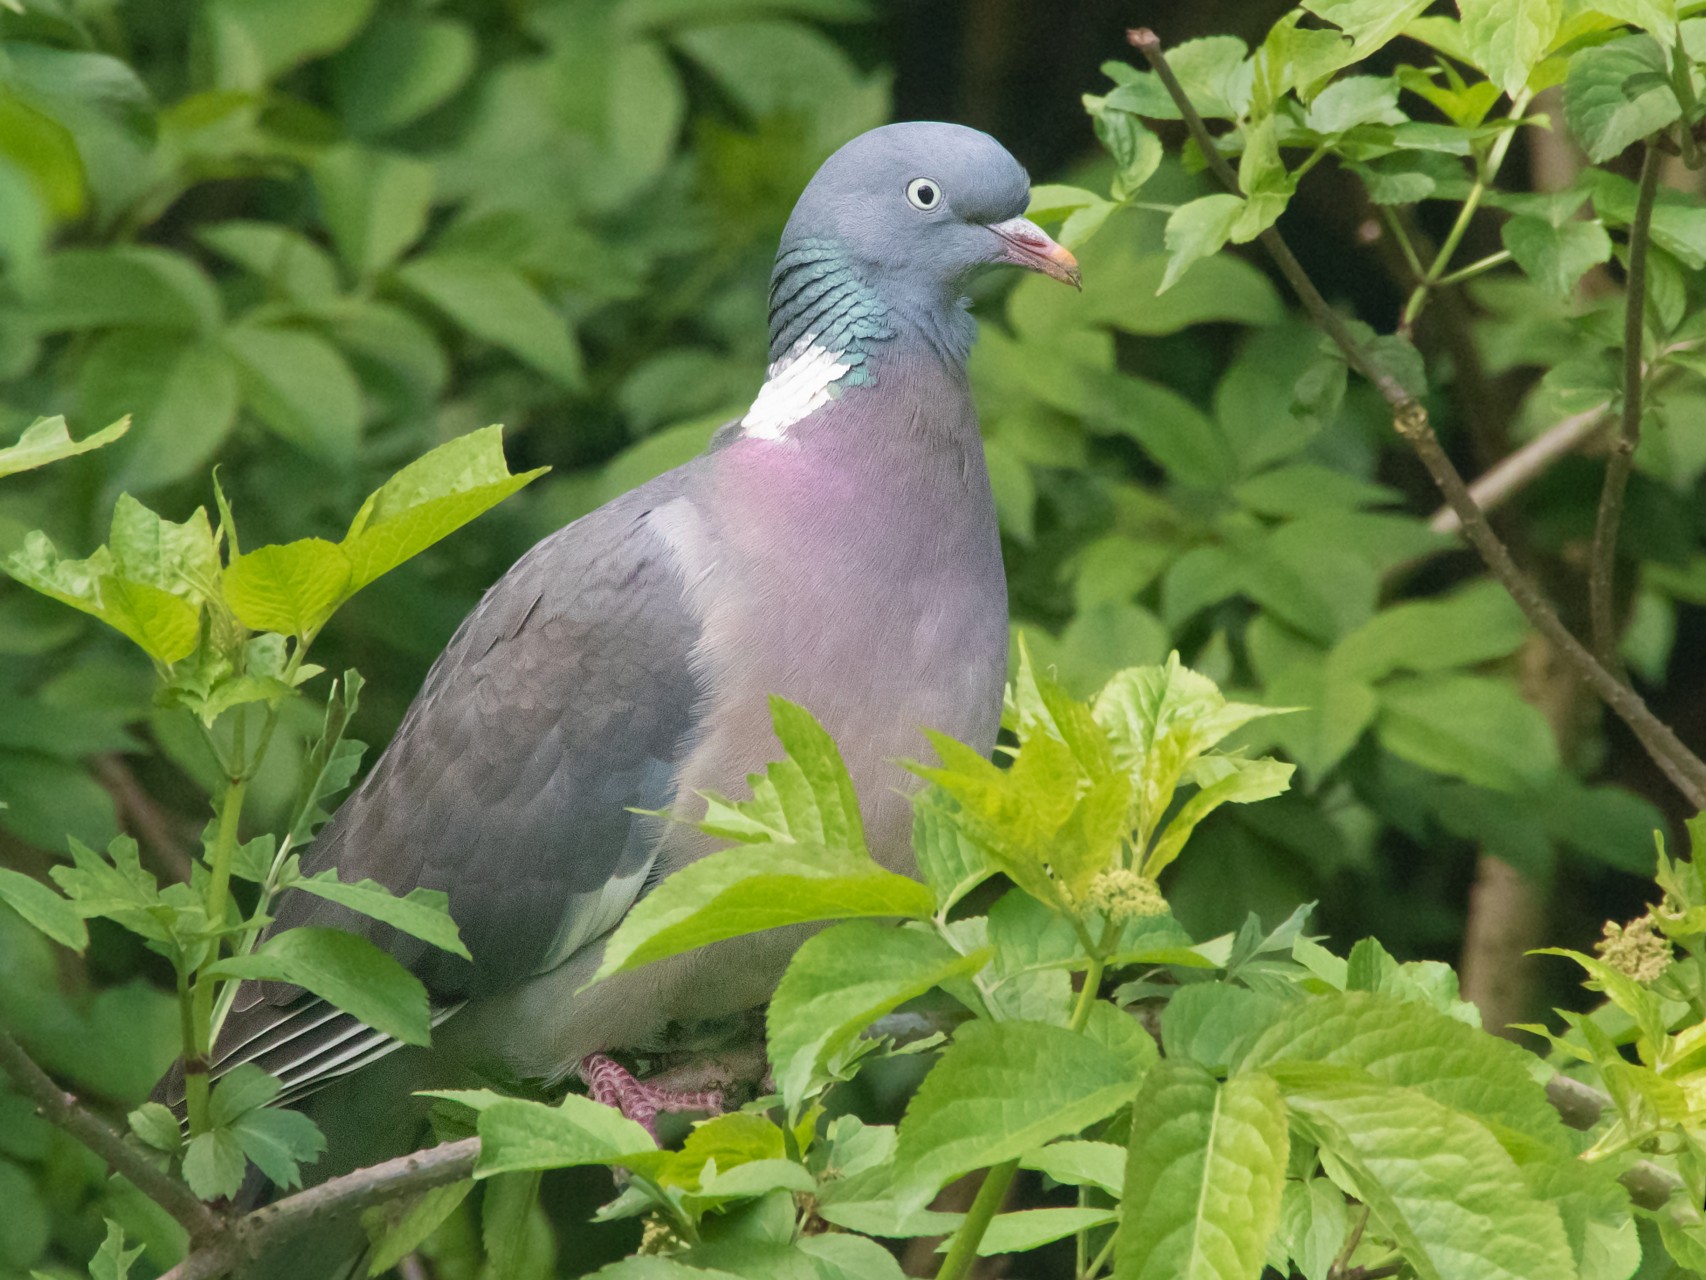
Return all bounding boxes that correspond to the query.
[1125,28,1706,809]
[158,1137,481,1280]
[1589,142,1661,672]
[1428,405,1612,533]
[0,1029,223,1243]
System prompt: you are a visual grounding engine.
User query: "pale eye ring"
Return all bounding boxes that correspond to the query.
[906,177,942,211]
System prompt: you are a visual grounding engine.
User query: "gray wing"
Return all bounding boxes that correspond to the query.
[198,478,706,1103]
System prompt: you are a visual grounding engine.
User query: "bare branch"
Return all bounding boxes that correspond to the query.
[1125,28,1706,809]
[1428,405,1611,534]
[159,1138,480,1280]
[1589,142,1662,671]
[0,1029,222,1243]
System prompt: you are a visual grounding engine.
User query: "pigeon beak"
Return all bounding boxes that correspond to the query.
[986,216,1082,290]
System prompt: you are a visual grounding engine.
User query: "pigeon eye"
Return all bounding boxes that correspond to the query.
[906,178,941,211]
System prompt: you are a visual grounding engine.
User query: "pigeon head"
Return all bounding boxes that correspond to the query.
[766,122,1079,368]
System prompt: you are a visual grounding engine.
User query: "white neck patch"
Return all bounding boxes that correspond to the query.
[741,334,853,440]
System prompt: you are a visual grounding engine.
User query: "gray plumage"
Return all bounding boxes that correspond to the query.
[190,120,1078,1113]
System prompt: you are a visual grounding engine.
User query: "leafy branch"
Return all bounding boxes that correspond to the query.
[1126,26,1706,810]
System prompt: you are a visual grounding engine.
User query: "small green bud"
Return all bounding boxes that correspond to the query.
[1083,868,1167,922]
[1596,911,1672,985]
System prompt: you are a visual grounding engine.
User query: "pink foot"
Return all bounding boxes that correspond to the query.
[579,1053,724,1138]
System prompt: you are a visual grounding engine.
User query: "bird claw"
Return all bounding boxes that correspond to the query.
[579,1053,724,1139]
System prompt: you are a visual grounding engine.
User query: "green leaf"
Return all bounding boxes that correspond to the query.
[1239,991,1570,1150]
[88,1222,143,1280]
[340,425,548,594]
[767,921,987,1109]
[5,532,201,663]
[0,414,129,479]
[1279,1178,1350,1280]
[1299,0,1433,71]
[911,792,994,915]
[284,872,470,961]
[31,246,222,333]
[1562,34,1683,162]
[593,844,934,981]
[894,1018,1155,1209]
[334,14,477,136]
[78,333,240,491]
[1279,1074,1576,1280]
[1376,673,1559,791]
[363,1181,472,1276]
[210,927,432,1046]
[182,1126,247,1201]
[1331,580,1529,682]
[472,1095,656,1177]
[315,145,434,277]
[0,865,87,951]
[128,1100,183,1154]
[1146,755,1294,879]
[1303,75,1404,133]
[204,0,378,83]
[1459,0,1561,97]
[1161,194,1244,294]
[967,1208,1117,1256]
[1116,1062,1288,1280]
[223,539,352,637]
[698,697,868,854]
[49,836,170,943]
[198,221,340,302]
[1502,215,1613,300]
[223,323,363,466]
[1091,106,1163,200]
[395,255,583,387]
[1020,1140,1126,1195]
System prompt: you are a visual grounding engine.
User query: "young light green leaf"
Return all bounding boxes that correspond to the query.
[593,844,933,982]
[911,791,994,914]
[1459,0,1561,98]
[210,927,432,1046]
[1562,34,1683,162]
[223,538,352,637]
[1279,1179,1351,1280]
[1145,755,1294,878]
[0,414,129,479]
[1161,194,1243,294]
[1301,0,1432,62]
[699,697,868,854]
[1116,1062,1288,1280]
[340,424,548,593]
[1302,75,1403,133]
[50,836,172,943]
[1279,1074,1576,1280]
[767,920,988,1109]
[0,865,87,951]
[6,532,201,663]
[964,1208,1117,1256]
[473,1095,656,1177]
[284,871,470,960]
[895,1018,1155,1209]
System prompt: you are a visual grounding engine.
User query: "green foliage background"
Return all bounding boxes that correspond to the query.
[2,0,1703,1275]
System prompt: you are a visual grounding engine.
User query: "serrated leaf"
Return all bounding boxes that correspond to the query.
[182,1127,247,1201]
[0,865,87,951]
[1278,1073,1576,1280]
[473,1095,656,1177]
[767,920,987,1109]
[1562,34,1683,162]
[210,927,432,1045]
[895,1018,1155,1210]
[284,871,469,960]
[1502,214,1613,300]
[592,844,933,982]
[208,1063,284,1125]
[1459,0,1561,97]
[698,697,868,854]
[340,425,546,593]
[231,1103,326,1189]
[127,1101,181,1153]
[1020,1140,1126,1194]
[223,538,351,637]
[1303,75,1404,133]
[5,532,201,663]
[911,791,993,914]
[1116,1062,1288,1280]
[1161,194,1244,294]
[0,414,129,479]
[1239,991,1570,1151]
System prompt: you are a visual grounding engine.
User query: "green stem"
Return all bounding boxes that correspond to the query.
[1399,93,1531,331]
[1081,1226,1119,1280]
[940,956,1109,1280]
[178,967,209,1135]
[1378,205,1425,279]
[1588,141,1661,672]
[186,777,247,1134]
[1435,248,1512,287]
